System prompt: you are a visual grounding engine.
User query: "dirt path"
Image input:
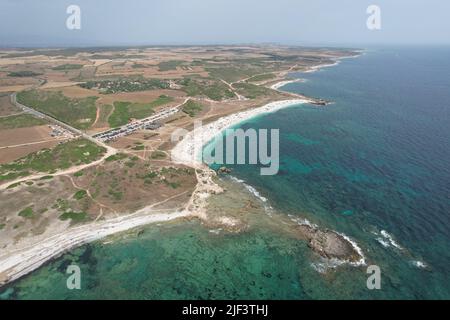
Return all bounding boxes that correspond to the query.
[0,137,67,149]
[0,111,25,119]
[91,105,101,127]
[0,145,117,191]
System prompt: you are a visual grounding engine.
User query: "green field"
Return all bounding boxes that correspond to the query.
[246,73,276,82]
[178,78,235,101]
[7,71,42,77]
[96,104,114,125]
[182,99,203,117]
[52,64,83,71]
[158,60,184,71]
[0,114,46,130]
[0,139,106,182]
[108,95,173,127]
[17,90,97,130]
[234,83,274,99]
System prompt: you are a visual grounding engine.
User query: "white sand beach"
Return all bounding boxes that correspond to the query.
[171,99,310,167]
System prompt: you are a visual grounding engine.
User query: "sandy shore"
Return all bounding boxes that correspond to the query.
[270,79,303,90]
[171,99,311,167]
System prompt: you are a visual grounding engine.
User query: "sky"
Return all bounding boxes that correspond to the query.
[0,0,449,47]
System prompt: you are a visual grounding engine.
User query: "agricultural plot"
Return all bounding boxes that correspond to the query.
[108,95,174,127]
[234,82,275,99]
[178,78,235,101]
[158,60,184,71]
[17,90,97,130]
[0,114,46,130]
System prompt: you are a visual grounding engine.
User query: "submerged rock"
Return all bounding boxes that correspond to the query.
[217,166,232,174]
[296,224,364,264]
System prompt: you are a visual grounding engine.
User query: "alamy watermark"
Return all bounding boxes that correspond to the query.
[66,264,81,290]
[367,5,381,30]
[366,265,381,290]
[66,5,81,30]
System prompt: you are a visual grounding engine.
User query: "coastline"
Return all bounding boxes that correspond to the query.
[0,53,363,288]
[0,208,194,286]
[171,98,311,167]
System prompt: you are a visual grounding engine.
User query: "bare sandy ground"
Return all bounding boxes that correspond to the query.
[0,126,66,164]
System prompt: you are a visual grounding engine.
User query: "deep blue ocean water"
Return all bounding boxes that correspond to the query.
[1,47,449,299]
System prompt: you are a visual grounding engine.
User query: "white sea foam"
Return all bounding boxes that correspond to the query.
[380,230,403,250]
[288,215,318,229]
[411,260,428,269]
[375,238,390,248]
[228,176,273,214]
[304,61,340,73]
[209,228,222,235]
[336,232,367,267]
[311,257,348,273]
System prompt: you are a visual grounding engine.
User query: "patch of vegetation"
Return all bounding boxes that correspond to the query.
[108,101,130,127]
[178,78,235,101]
[53,198,70,211]
[0,223,5,230]
[246,73,276,82]
[132,63,146,69]
[52,64,83,71]
[125,161,136,167]
[97,104,113,125]
[165,181,181,189]
[74,170,84,177]
[108,189,123,201]
[6,182,21,189]
[73,189,87,200]
[182,99,203,117]
[0,114,46,130]
[105,153,127,162]
[39,175,53,180]
[0,139,106,182]
[108,95,173,127]
[151,150,166,159]
[205,66,262,83]
[89,54,145,60]
[234,83,274,99]
[79,77,170,94]
[16,90,97,130]
[59,211,88,223]
[18,206,34,218]
[8,71,42,77]
[132,144,145,151]
[158,60,184,71]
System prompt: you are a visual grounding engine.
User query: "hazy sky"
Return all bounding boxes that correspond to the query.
[1,0,449,47]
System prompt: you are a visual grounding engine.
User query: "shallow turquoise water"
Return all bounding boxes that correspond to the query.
[2,47,449,299]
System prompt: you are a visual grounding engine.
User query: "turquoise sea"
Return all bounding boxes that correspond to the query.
[1,47,449,299]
